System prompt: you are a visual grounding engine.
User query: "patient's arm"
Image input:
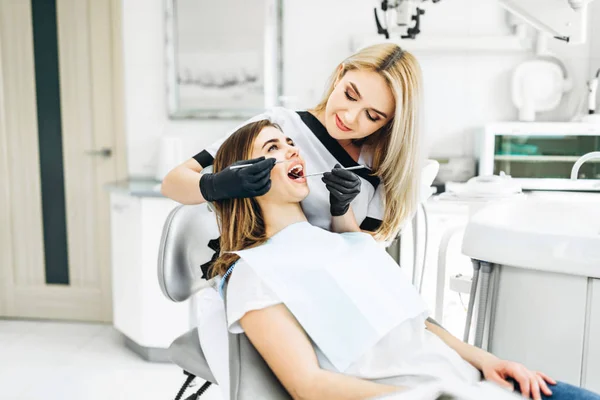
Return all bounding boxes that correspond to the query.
[425,320,554,400]
[424,319,497,370]
[240,304,404,400]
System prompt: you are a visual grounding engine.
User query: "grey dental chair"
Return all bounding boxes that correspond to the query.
[157,203,290,400]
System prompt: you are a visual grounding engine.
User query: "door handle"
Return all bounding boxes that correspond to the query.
[85,147,112,158]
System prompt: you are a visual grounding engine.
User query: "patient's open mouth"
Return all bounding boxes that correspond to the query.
[288,164,304,180]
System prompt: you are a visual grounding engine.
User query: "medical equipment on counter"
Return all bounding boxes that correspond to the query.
[479,122,600,191]
[432,175,523,325]
[433,157,476,185]
[461,193,600,392]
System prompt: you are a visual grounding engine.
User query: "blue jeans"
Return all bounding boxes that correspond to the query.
[512,381,600,400]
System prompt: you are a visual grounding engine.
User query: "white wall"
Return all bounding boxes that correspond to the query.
[121,0,241,177]
[121,0,597,177]
[590,1,600,90]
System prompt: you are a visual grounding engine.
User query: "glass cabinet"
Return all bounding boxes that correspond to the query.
[479,123,600,191]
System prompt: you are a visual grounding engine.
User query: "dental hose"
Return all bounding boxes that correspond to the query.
[418,203,429,294]
[463,260,480,343]
[474,262,493,348]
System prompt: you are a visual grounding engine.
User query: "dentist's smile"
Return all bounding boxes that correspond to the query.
[335,114,351,132]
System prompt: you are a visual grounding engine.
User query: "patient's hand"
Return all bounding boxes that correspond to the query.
[481,358,556,400]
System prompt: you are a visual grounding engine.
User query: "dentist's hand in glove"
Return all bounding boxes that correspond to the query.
[200,156,276,201]
[322,164,361,216]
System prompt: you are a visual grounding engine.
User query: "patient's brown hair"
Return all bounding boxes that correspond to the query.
[209,119,279,278]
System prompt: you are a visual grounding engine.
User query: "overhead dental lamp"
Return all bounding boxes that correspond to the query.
[374,0,596,43]
[498,0,595,44]
[374,0,439,40]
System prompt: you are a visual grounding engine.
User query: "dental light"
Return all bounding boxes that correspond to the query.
[374,0,439,40]
[498,0,595,44]
[374,0,596,43]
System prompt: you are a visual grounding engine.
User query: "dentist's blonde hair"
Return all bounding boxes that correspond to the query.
[313,43,423,241]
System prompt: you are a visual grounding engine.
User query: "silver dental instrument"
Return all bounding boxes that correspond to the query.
[229,160,288,170]
[300,165,367,178]
[231,160,366,178]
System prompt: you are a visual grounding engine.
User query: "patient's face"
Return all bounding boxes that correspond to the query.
[251,126,309,203]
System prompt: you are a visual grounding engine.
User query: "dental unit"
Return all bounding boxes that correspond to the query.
[374,0,597,44]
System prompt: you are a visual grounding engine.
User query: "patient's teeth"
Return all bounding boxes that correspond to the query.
[287,164,304,178]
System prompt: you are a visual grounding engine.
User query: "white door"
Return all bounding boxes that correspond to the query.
[0,0,127,322]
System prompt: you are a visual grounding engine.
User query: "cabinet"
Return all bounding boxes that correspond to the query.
[584,279,600,392]
[109,191,189,360]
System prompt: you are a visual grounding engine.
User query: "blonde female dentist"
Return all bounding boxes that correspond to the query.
[161,43,423,397]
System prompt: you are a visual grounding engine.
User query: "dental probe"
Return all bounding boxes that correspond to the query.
[229,160,289,170]
[300,165,367,178]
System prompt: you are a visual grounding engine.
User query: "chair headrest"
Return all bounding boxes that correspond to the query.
[157,204,220,302]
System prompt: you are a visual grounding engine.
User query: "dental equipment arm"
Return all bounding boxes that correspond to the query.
[241,304,406,400]
[498,0,596,44]
[374,0,596,44]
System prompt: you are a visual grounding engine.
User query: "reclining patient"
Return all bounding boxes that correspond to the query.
[208,120,599,400]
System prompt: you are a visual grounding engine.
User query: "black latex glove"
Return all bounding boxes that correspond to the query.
[199,156,276,201]
[322,164,361,216]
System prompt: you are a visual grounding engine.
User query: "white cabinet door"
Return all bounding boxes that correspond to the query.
[110,193,185,349]
[490,267,588,387]
[583,279,600,393]
[110,193,143,339]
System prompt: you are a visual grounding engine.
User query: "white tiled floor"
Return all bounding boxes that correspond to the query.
[0,319,223,400]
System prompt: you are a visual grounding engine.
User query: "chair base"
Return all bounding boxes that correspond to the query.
[175,371,213,400]
[123,334,171,363]
[183,381,212,400]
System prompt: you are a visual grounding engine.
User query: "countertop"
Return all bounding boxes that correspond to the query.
[105,179,165,198]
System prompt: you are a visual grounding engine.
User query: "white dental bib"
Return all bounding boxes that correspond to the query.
[232,222,427,372]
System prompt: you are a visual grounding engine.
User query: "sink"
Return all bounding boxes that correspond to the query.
[462,194,600,278]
